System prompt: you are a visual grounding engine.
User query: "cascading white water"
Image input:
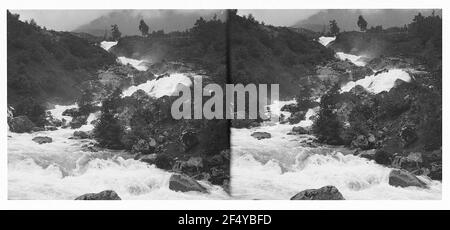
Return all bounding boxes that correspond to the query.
[230,38,441,200]
[8,104,228,200]
[231,101,441,200]
[8,48,228,200]
[122,73,193,98]
[341,69,411,94]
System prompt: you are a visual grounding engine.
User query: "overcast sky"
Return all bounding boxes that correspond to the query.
[10,9,320,31]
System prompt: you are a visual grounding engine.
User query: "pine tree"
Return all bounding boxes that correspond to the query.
[357,15,368,31]
[329,20,340,36]
[138,19,149,37]
[111,24,121,41]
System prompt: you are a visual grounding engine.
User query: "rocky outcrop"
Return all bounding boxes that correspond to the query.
[388,169,427,188]
[8,116,35,133]
[168,174,207,193]
[32,136,52,144]
[75,190,121,200]
[290,186,345,200]
[251,132,271,140]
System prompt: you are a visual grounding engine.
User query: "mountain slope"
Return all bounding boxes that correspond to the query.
[7,11,116,106]
[294,9,441,32]
[74,10,226,37]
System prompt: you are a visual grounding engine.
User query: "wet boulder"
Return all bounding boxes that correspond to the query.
[357,149,377,160]
[75,190,121,200]
[290,185,345,200]
[251,131,271,140]
[180,130,199,152]
[72,131,89,139]
[173,156,204,175]
[70,115,88,129]
[154,154,173,170]
[45,126,58,131]
[62,108,81,117]
[288,111,306,124]
[169,174,207,193]
[31,127,45,132]
[388,169,427,188]
[8,115,35,133]
[289,126,309,135]
[32,136,52,144]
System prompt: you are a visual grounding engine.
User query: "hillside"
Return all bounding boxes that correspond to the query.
[7,11,116,106]
[74,10,226,37]
[294,9,441,32]
[229,12,334,98]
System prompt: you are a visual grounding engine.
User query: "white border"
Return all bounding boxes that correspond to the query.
[0,0,448,210]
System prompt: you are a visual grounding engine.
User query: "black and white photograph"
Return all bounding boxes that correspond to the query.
[6,7,442,201]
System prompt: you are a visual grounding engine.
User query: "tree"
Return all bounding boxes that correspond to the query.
[94,88,124,149]
[357,15,368,31]
[312,84,343,145]
[111,24,121,41]
[329,20,340,36]
[138,19,149,37]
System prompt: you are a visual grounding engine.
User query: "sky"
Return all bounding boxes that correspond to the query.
[10,9,320,31]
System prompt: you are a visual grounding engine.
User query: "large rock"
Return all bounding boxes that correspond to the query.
[8,116,35,133]
[288,126,309,135]
[62,108,81,117]
[180,130,199,152]
[75,190,121,200]
[70,115,88,129]
[72,131,89,139]
[388,169,427,188]
[251,132,271,140]
[32,136,52,144]
[168,174,207,193]
[290,186,345,200]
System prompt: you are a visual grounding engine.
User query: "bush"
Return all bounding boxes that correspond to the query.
[94,88,124,149]
[13,97,46,127]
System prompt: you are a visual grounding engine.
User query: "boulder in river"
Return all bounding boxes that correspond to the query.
[388,169,427,188]
[169,174,207,193]
[32,136,52,144]
[70,115,88,129]
[75,190,121,200]
[72,131,89,139]
[251,132,271,140]
[8,115,35,133]
[290,185,345,200]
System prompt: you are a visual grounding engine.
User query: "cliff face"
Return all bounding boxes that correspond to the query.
[7,11,116,106]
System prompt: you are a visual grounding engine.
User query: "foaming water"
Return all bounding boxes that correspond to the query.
[335,52,366,66]
[231,101,441,200]
[100,41,118,51]
[318,36,336,47]
[117,57,149,71]
[341,69,411,94]
[122,73,192,98]
[8,105,228,200]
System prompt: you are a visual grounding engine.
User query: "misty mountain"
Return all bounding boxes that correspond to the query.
[293,9,441,32]
[73,10,226,36]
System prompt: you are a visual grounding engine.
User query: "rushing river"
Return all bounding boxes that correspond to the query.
[230,37,442,200]
[7,43,229,200]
